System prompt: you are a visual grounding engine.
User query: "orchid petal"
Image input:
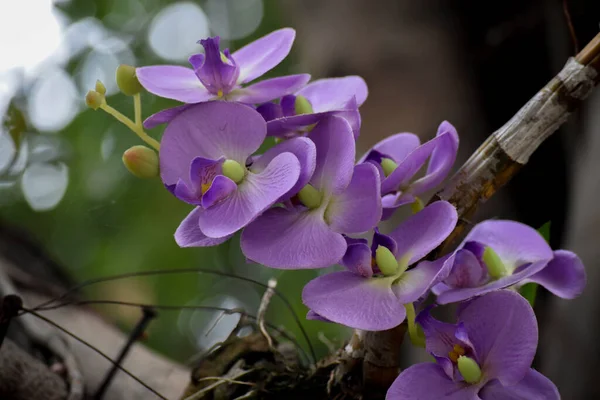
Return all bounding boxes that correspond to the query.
[341,240,373,278]
[198,152,300,238]
[296,76,368,111]
[387,363,481,400]
[393,256,451,304]
[524,250,586,299]
[230,74,311,104]
[308,116,355,195]
[302,271,405,330]
[175,207,232,247]
[388,201,458,265]
[461,220,553,270]
[479,369,559,400]
[250,137,316,201]
[136,66,211,103]
[458,290,537,385]
[201,175,236,209]
[241,207,346,269]
[160,102,266,186]
[359,132,421,164]
[410,121,459,194]
[233,28,296,83]
[436,260,549,304]
[326,163,382,234]
[143,104,193,129]
[444,249,487,289]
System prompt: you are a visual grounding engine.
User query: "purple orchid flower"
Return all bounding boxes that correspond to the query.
[387,290,560,399]
[360,121,459,219]
[160,101,314,246]
[240,115,381,269]
[431,220,586,304]
[302,201,458,331]
[138,28,310,128]
[256,76,368,138]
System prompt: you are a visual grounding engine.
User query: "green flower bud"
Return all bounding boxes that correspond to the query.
[222,159,245,183]
[95,80,106,95]
[380,158,398,177]
[375,245,398,276]
[122,145,159,178]
[294,95,313,115]
[85,90,105,110]
[457,356,482,384]
[483,246,507,279]
[116,64,143,96]
[410,197,425,214]
[297,184,322,209]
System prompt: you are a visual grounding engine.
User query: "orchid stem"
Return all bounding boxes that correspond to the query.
[404,303,425,348]
[100,103,160,151]
[133,93,142,127]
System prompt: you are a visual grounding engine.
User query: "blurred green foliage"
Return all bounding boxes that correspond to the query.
[0,0,348,363]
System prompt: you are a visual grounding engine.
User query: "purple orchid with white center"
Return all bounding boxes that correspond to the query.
[431,220,586,305]
[160,101,314,246]
[138,28,311,128]
[360,121,459,219]
[256,76,368,138]
[301,201,458,331]
[240,115,381,269]
[387,290,560,400]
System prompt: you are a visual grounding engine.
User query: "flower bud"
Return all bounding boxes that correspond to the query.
[380,158,398,177]
[483,246,507,279]
[122,145,159,178]
[457,356,482,384]
[222,159,245,183]
[95,80,106,95]
[294,95,313,115]
[85,90,104,110]
[116,64,143,96]
[375,245,398,276]
[297,184,322,209]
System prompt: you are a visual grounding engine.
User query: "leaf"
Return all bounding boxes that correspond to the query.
[538,221,551,244]
[520,283,539,308]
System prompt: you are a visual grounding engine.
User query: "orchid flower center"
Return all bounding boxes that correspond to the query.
[457,356,482,384]
[297,184,322,209]
[380,157,398,177]
[374,247,410,277]
[448,344,466,363]
[482,246,507,279]
[294,95,313,115]
[410,197,425,214]
[375,245,398,276]
[221,159,246,183]
[220,51,230,64]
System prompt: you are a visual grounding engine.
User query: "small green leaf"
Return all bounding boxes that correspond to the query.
[538,221,551,244]
[520,282,538,307]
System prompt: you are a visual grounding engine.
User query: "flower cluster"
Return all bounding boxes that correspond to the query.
[91,27,587,399]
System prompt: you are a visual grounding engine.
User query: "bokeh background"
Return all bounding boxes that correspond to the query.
[1,0,600,397]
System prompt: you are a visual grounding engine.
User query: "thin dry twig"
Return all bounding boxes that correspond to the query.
[183,369,253,400]
[257,278,277,349]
